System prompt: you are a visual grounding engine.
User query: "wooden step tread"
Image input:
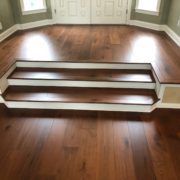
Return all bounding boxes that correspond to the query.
[4,86,159,105]
[9,68,155,83]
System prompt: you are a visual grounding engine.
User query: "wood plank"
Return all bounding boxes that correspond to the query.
[0,105,180,179]
[128,114,156,180]
[142,113,178,180]
[3,86,159,105]
[9,68,155,83]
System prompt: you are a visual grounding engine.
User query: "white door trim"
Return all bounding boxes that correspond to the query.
[51,0,57,24]
[51,0,132,24]
[127,0,132,24]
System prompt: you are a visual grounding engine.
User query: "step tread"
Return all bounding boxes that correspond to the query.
[4,86,159,105]
[9,68,155,83]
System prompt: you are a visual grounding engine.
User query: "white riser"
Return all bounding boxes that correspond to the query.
[16,61,151,70]
[8,79,156,89]
[0,96,4,103]
[0,63,16,94]
[5,101,155,112]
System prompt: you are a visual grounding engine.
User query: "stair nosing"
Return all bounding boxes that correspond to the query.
[5,99,159,106]
[8,77,155,83]
[3,86,159,106]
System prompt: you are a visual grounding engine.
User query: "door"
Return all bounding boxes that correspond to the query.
[54,0,128,24]
[91,0,128,24]
[55,0,91,24]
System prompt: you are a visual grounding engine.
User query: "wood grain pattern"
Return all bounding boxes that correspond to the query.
[0,105,179,179]
[3,86,159,105]
[9,68,155,83]
[0,25,180,83]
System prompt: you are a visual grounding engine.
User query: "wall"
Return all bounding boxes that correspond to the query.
[10,0,52,24]
[131,0,170,24]
[167,0,180,36]
[0,0,15,33]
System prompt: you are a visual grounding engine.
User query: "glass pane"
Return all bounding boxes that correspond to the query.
[138,0,158,11]
[23,0,45,11]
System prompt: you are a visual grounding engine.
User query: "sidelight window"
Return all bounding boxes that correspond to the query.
[20,0,47,15]
[136,0,161,15]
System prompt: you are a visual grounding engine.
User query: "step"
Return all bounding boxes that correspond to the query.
[3,86,159,112]
[8,68,156,89]
[16,60,152,70]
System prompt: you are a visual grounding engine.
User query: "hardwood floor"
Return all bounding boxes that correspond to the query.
[0,105,179,180]
[4,86,158,105]
[9,68,155,82]
[0,25,180,83]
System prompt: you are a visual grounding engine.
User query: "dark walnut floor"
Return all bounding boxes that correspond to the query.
[0,25,180,83]
[0,105,180,180]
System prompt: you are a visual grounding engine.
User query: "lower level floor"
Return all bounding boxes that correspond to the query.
[0,105,179,180]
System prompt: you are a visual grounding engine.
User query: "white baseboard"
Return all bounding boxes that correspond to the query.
[129,20,180,47]
[0,24,19,43]
[18,19,53,30]
[162,25,180,46]
[0,19,180,47]
[129,20,162,31]
[0,19,53,43]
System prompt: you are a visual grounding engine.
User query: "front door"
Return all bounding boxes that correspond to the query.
[54,0,128,24]
[55,0,91,24]
[91,0,128,24]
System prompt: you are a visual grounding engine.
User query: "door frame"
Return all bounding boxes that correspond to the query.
[50,0,132,25]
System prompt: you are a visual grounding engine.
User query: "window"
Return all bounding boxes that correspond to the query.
[136,0,161,15]
[20,0,47,15]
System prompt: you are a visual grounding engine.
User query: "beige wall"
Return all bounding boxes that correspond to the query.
[0,0,15,32]
[167,0,180,36]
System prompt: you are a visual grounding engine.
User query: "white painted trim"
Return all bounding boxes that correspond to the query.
[135,9,159,16]
[8,79,155,89]
[50,0,57,24]
[129,20,162,31]
[5,101,154,112]
[22,9,47,15]
[127,0,132,24]
[16,61,151,70]
[129,20,180,46]
[0,20,54,43]
[162,25,180,46]
[0,25,19,43]
[0,63,16,94]
[0,96,5,103]
[18,19,53,30]
[150,65,161,96]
